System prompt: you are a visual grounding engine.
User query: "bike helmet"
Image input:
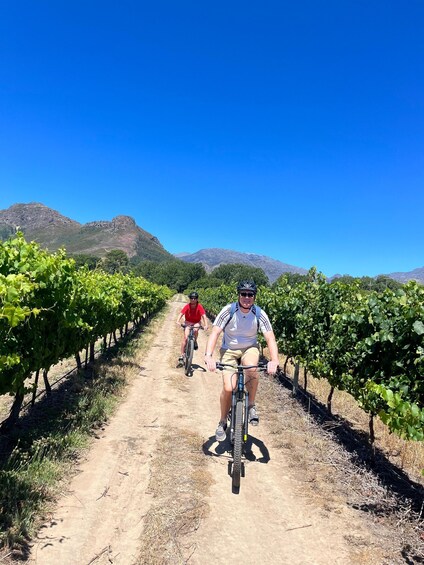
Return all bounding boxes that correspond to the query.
[189,291,199,299]
[237,280,257,294]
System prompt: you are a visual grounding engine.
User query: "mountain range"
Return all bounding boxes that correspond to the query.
[0,202,423,284]
[175,249,308,283]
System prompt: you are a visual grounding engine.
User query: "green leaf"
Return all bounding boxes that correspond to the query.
[413,320,424,335]
[1,305,30,326]
[410,403,420,418]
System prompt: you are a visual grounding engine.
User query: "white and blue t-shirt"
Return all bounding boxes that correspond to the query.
[214,303,273,350]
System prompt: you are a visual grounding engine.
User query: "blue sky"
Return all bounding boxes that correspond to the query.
[1,1,423,277]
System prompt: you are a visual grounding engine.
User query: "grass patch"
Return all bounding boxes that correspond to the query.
[0,306,169,554]
[0,369,125,551]
[136,429,212,565]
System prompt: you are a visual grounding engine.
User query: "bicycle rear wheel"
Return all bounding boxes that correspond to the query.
[184,339,194,376]
[232,399,243,489]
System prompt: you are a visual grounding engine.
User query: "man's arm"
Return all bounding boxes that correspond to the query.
[263,329,279,374]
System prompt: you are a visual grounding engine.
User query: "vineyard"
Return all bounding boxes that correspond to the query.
[2,233,423,441]
[1,235,424,562]
[0,233,171,428]
[198,269,424,443]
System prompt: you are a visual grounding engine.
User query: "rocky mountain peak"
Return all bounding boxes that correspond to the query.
[112,215,137,228]
[0,202,80,232]
[0,202,172,262]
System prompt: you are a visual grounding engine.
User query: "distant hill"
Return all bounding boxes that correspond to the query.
[0,202,173,262]
[330,268,424,285]
[176,248,308,283]
[385,267,424,284]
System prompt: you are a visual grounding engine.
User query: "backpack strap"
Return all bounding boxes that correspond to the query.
[252,304,261,329]
[223,302,238,330]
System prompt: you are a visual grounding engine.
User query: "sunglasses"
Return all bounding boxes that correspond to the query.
[239,292,255,298]
[189,297,198,300]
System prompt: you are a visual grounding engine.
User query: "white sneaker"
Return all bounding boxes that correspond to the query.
[248,404,259,426]
[215,421,227,442]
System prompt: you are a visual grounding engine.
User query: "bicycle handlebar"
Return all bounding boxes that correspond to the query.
[181,324,204,329]
[215,362,268,371]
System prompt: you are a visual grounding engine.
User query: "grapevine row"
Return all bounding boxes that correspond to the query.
[0,234,171,420]
[198,270,424,441]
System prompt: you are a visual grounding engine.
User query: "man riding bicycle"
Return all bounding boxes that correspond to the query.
[176,291,208,365]
[204,280,279,442]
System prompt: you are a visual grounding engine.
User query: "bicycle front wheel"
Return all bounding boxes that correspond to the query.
[232,399,243,489]
[184,339,194,376]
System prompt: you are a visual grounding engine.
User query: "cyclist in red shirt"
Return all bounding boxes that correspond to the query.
[176,292,208,364]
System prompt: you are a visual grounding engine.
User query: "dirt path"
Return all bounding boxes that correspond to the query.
[29,297,389,564]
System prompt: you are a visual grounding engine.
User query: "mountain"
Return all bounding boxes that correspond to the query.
[176,248,308,283]
[330,269,424,285]
[1,203,423,284]
[386,267,424,284]
[0,202,173,262]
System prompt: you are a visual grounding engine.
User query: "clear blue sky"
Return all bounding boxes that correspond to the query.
[1,1,423,277]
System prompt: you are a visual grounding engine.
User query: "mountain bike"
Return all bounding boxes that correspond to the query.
[181,324,203,376]
[216,361,268,491]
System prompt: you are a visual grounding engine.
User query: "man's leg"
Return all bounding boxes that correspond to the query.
[215,348,239,441]
[220,371,236,421]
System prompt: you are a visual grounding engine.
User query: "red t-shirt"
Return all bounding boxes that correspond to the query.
[181,303,205,324]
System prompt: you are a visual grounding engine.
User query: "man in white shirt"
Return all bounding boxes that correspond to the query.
[204,280,279,442]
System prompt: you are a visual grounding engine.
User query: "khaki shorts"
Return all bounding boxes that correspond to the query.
[219,345,260,373]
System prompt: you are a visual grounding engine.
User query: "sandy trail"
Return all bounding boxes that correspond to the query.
[29,297,376,565]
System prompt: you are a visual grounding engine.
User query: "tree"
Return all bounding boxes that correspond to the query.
[329,274,403,293]
[371,275,403,292]
[273,272,309,288]
[210,263,269,287]
[131,259,206,292]
[132,260,160,280]
[330,274,355,285]
[101,250,130,274]
[193,276,223,289]
[69,253,100,270]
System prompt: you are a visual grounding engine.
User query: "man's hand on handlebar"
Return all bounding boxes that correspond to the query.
[266,361,279,375]
[205,355,216,372]
[210,360,278,375]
